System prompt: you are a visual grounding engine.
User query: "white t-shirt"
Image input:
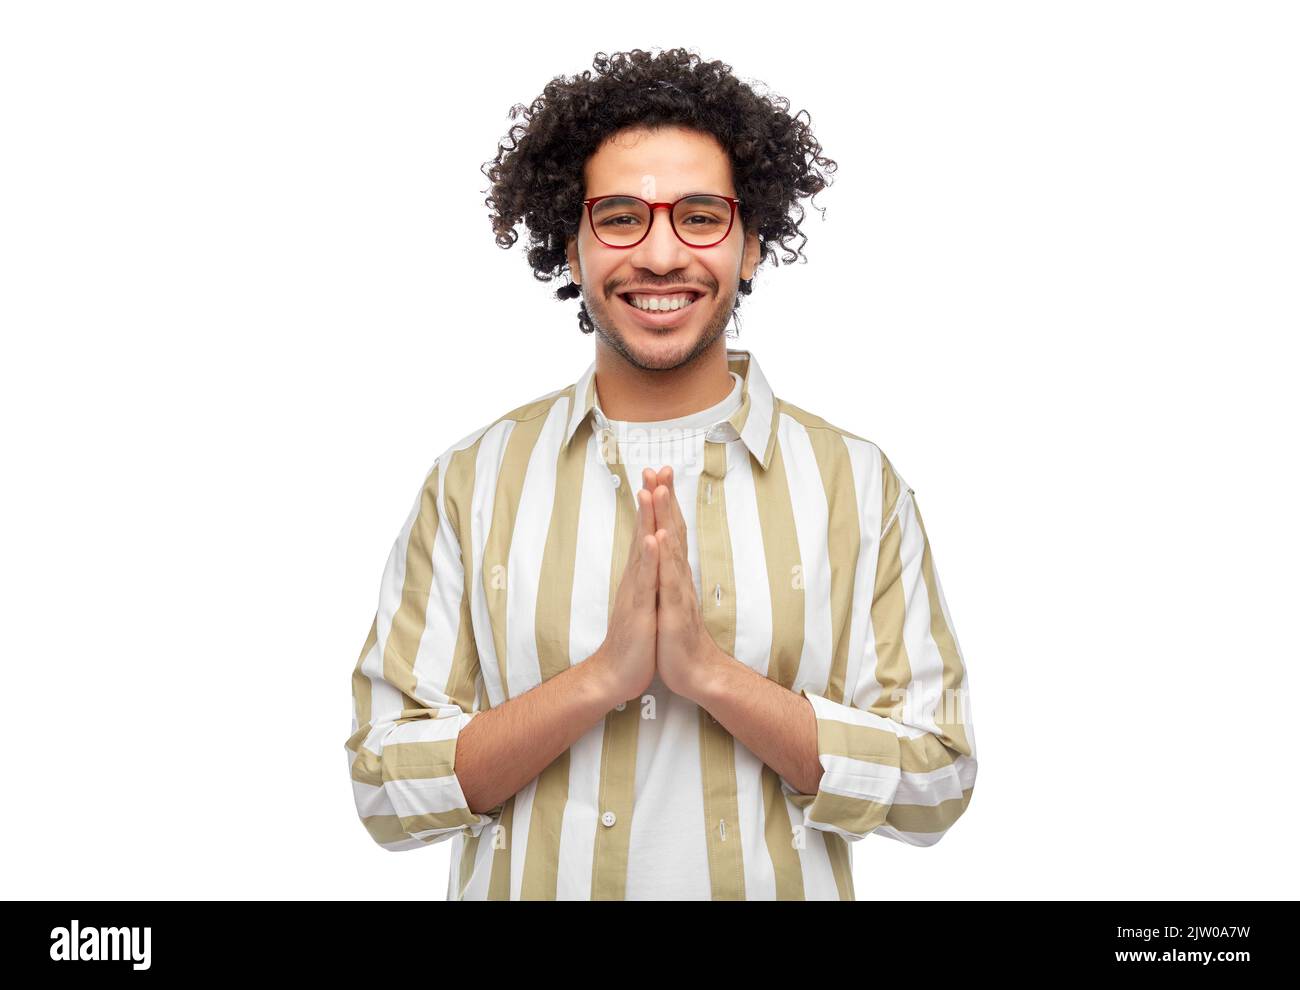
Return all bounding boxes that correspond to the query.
[593,371,744,898]
[600,371,743,499]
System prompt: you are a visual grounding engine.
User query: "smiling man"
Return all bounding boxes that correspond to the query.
[344,48,978,900]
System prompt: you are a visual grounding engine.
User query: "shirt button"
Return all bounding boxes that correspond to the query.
[610,473,621,488]
[601,810,617,827]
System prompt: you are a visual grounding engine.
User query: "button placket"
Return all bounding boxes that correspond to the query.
[590,422,640,900]
[694,436,746,898]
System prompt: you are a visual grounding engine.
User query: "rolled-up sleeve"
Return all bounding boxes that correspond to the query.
[344,454,504,851]
[784,457,978,846]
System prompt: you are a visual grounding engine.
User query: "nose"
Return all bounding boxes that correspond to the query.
[627,204,693,272]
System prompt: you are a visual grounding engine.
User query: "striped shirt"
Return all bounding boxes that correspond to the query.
[344,348,978,899]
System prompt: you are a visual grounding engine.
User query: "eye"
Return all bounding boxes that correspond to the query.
[679,212,725,228]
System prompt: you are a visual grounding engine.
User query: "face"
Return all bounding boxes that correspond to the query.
[566,125,762,372]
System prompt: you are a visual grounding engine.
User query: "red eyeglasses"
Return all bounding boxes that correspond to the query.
[582,194,742,249]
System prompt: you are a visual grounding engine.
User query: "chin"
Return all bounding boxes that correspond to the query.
[591,297,726,369]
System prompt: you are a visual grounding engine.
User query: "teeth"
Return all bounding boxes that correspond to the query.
[627,293,696,312]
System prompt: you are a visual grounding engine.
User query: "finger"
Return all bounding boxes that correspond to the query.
[630,488,654,558]
[641,466,657,493]
[640,506,659,566]
[655,465,673,513]
[639,532,659,593]
[659,525,692,605]
[655,466,689,542]
[637,487,656,535]
[653,483,688,552]
[653,484,674,543]
[654,528,674,601]
[650,482,667,535]
[666,466,689,539]
[664,517,692,592]
[649,467,670,528]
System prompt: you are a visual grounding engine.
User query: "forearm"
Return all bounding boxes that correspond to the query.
[455,652,621,814]
[691,646,824,797]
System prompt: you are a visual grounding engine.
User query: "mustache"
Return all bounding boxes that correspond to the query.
[609,282,713,295]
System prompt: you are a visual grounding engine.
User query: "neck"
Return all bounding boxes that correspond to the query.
[593,339,735,422]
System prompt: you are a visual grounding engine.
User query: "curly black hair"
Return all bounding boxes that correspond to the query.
[480,47,838,335]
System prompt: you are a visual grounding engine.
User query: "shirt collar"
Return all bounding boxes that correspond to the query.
[562,348,780,471]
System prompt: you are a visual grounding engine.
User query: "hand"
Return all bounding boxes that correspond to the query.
[646,465,725,702]
[591,478,659,704]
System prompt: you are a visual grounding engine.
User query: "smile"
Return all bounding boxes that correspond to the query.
[616,291,703,327]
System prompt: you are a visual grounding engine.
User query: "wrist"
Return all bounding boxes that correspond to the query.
[687,640,732,707]
[583,646,625,710]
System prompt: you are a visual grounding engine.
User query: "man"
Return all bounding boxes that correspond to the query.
[344,48,977,900]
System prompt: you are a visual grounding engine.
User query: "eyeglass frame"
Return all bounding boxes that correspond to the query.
[581,193,743,249]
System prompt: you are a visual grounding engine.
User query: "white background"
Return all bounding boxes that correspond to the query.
[3,1,1296,900]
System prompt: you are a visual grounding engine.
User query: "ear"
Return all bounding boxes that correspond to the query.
[740,226,761,281]
[566,234,582,286]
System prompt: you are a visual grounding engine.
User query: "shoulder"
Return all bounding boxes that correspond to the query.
[442,384,572,459]
[420,376,579,494]
[772,395,913,531]
[773,393,901,484]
